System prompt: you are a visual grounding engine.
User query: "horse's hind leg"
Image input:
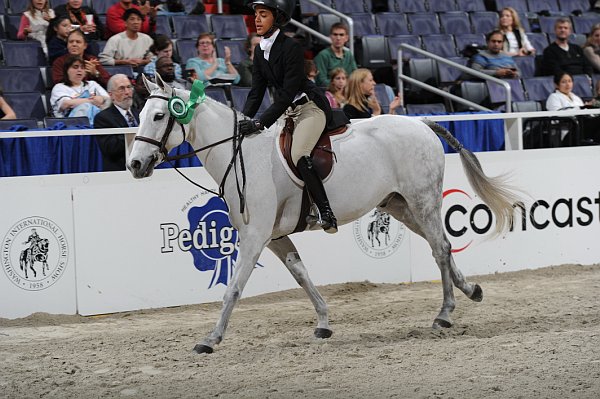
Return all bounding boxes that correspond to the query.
[382,193,482,328]
[268,236,332,338]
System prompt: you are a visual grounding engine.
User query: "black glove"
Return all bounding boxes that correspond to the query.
[238,119,263,136]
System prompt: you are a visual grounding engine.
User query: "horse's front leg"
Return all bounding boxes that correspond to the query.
[194,232,269,354]
[267,236,332,338]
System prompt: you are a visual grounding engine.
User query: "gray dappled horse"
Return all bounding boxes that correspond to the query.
[128,75,519,354]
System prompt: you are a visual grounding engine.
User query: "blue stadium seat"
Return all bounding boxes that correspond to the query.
[215,39,246,65]
[387,0,400,12]
[155,15,173,38]
[4,92,46,119]
[470,11,499,34]
[439,12,472,35]
[454,33,486,54]
[374,13,410,36]
[486,78,526,104]
[44,116,90,128]
[526,32,549,53]
[95,40,107,55]
[0,67,45,93]
[559,0,591,14]
[91,0,114,14]
[317,14,342,36]
[513,55,536,78]
[1,41,46,67]
[356,35,391,69]
[103,65,135,79]
[4,15,22,40]
[8,0,28,14]
[572,74,593,98]
[438,57,468,82]
[0,118,38,131]
[204,87,228,105]
[0,0,5,14]
[518,13,532,32]
[230,86,271,118]
[527,0,560,13]
[180,0,200,13]
[388,35,423,61]
[209,15,248,40]
[495,0,529,13]
[429,0,457,12]
[572,15,599,34]
[374,83,392,114]
[421,34,457,57]
[406,103,447,115]
[334,0,367,13]
[176,39,197,65]
[350,13,377,36]
[172,15,210,40]
[538,16,563,33]
[522,76,555,102]
[299,0,332,15]
[397,0,427,13]
[407,13,440,35]
[455,0,486,12]
[408,58,439,88]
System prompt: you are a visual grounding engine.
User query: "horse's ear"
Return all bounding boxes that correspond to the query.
[142,74,157,93]
[155,73,173,97]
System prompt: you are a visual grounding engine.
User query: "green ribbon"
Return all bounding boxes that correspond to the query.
[176,80,207,124]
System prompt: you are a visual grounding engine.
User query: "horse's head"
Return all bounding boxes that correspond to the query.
[127,74,202,178]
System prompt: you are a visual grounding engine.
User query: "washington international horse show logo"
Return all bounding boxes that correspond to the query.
[160,196,240,288]
[353,210,406,258]
[2,217,69,291]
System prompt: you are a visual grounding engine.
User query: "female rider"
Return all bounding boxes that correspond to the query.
[238,0,337,233]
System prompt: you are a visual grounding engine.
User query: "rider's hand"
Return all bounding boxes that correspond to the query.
[238,119,263,136]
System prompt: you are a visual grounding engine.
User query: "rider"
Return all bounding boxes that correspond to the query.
[23,228,40,247]
[237,0,338,233]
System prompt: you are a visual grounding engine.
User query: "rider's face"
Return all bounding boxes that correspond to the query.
[254,5,274,36]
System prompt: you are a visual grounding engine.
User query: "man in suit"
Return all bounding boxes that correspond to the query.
[94,74,139,171]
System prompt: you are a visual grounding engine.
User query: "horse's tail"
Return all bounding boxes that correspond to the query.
[424,119,519,235]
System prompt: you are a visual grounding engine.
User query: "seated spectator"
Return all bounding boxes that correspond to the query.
[305,59,318,83]
[132,73,149,110]
[0,88,17,120]
[325,67,347,109]
[471,30,520,78]
[94,74,139,171]
[185,33,240,85]
[105,0,157,39]
[53,0,104,42]
[541,18,593,76]
[52,29,111,87]
[144,35,183,79]
[155,56,188,90]
[583,24,600,73]
[497,7,535,57]
[314,22,357,87]
[99,8,153,70]
[50,55,110,122]
[237,33,260,87]
[17,0,56,56]
[343,68,401,119]
[46,16,73,64]
[546,72,586,111]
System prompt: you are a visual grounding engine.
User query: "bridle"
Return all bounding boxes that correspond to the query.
[134,89,248,213]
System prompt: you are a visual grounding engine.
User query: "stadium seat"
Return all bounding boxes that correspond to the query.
[176,39,197,65]
[334,0,367,13]
[8,0,29,14]
[374,13,410,36]
[299,0,332,15]
[4,15,22,40]
[455,0,486,12]
[421,34,457,57]
[0,67,45,93]
[512,100,543,112]
[559,0,591,14]
[1,41,46,67]
[0,0,5,14]
[230,86,271,117]
[356,35,391,69]
[439,12,472,35]
[180,0,201,13]
[513,56,536,78]
[95,40,107,55]
[209,15,248,40]
[397,0,427,13]
[518,13,532,32]
[525,32,549,53]
[527,0,560,13]
[572,15,599,34]
[486,78,526,104]
[43,116,90,128]
[374,83,391,114]
[428,0,457,12]
[316,14,342,36]
[349,13,377,37]
[103,65,135,79]
[454,33,486,55]
[215,39,246,65]
[408,58,439,89]
[495,0,529,13]
[4,92,46,120]
[388,35,423,61]
[91,0,114,14]
[387,0,400,12]
[470,11,499,34]
[204,87,228,105]
[405,103,447,114]
[522,76,555,102]
[438,57,468,82]
[155,15,172,38]
[457,81,489,110]
[0,118,38,131]
[172,15,210,40]
[572,74,593,98]
[538,16,563,33]
[407,13,441,35]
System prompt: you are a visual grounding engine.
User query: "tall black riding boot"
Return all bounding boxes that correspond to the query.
[296,156,338,233]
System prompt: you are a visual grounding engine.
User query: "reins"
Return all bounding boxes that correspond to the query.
[135,91,248,213]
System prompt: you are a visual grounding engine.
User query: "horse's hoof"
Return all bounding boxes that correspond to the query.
[470,284,483,302]
[432,318,452,329]
[193,344,214,354]
[314,328,333,339]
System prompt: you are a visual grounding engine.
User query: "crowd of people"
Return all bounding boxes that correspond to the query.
[1,0,600,166]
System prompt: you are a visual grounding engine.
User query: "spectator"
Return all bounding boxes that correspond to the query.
[343,68,401,119]
[497,7,535,57]
[132,73,150,110]
[237,33,260,87]
[52,29,111,87]
[325,67,347,109]
[583,24,600,73]
[17,0,56,56]
[0,88,17,120]
[155,56,188,90]
[99,8,153,70]
[313,22,357,87]
[94,74,139,171]
[589,79,600,108]
[50,55,110,121]
[185,33,240,85]
[46,16,73,64]
[471,30,520,78]
[305,59,318,83]
[54,0,104,42]
[546,72,585,111]
[144,35,183,79]
[541,18,593,76]
[105,0,157,39]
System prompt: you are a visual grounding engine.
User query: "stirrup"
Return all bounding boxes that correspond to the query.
[306,204,338,234]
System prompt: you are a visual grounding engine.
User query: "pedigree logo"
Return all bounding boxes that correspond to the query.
[442,189,600,253]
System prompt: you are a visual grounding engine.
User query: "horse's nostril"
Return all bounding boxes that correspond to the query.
[131,160,141,170]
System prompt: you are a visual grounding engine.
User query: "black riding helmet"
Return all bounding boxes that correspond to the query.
[244,0,295,27]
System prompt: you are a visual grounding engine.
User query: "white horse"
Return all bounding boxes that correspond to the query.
[128,75,519,354]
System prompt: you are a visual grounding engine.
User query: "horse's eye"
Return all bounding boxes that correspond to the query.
[153,113,165,121]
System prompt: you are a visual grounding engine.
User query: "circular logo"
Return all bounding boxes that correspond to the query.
[353,211,406,258]
[2,217,69,291]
